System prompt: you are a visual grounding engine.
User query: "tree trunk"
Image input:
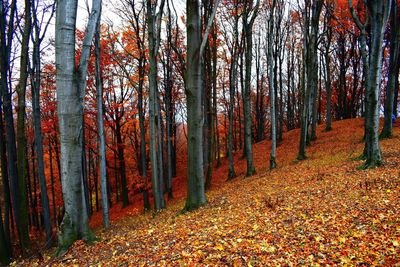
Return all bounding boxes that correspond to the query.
[147,0,166,211]
[95,18,110,228]
[0,102,11,259]
[381,0,399,138]
[55,0,101,254]
[242,0,259,177]
[324,6,333,131]
[16,0,32,248]
[183,0,211,211]
[268,0,277,169]
[0,0,29,251]
[362,0,391,168]
[32,28,52,247]
[115,119,129,207]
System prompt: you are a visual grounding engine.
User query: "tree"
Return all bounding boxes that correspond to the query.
[94,18,110,228]
[362,0,391,167]
[147,0,166,211]
[381,0,400,138]
[16,0,32,248]
[183,0,219,211]
[222,0,240,180]
[30,0,55,248]
[55,0,101,254]
[0,105,11,265]
[0,0,30,250]
[297,0,323,160]
[323,1,334,131]
[268,0,278,169]
[242,0,259,176]
[350,0,391,168]
[0,206,10,265]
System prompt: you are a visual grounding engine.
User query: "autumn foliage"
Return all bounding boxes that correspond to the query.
[12,119,400,266]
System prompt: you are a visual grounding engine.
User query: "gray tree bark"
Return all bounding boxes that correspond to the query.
[242,0,259,176]
[267,0,277,169]
[324,2,333,131]
[147,0,166,211]
[381,0,399,138]
[297,0,323,160]
[226,3,239,180]
[55,0,101,254]
[183,0,218,211]
[362,0,391,168]
[94,15,109,228]
[31,0,54,247]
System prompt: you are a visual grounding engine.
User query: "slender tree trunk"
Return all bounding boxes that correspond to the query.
[115,120,129,207]
[16,0,32,248]
[242,0,259,176]
[0,102,11,258]
[381,0,399,138]
[0,205,10,265]
[0,107,11,265]
[32,36,52,248]
[48,142,57,226]
[147,0,166,211]
[324,11,333,131]
[0,0,28,250]
[298,3,310,160]
[268,0,277,169]
[95,18,109,228]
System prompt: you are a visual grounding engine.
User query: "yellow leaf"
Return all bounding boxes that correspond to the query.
[253,224,259,231]
[215,243,224,251]
[339,237,346,243]
[393,240,399,247]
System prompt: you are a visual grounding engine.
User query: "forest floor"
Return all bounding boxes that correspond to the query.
[13,118,400,266]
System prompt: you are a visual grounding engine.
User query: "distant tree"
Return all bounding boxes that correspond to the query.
[267,0,277,169]
[323,1,334,131]
[242,0,259,176]
[94,15,110,228]
[16,0,32,248]
[0,0,30,251]
[381,0,400,138]
[30,0,55,247]
[298,0,323,160]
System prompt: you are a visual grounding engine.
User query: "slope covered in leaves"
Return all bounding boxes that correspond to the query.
[15,119,400,266]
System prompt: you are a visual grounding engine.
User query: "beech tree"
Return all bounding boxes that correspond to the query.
[183,0,218,211]
[94,14,109,228]
[30,0,55,247]
[147,0,166,211]
[16,0,31,248]
[362,0,391,167]
[381,0,400,138]
[297,0,323,160]
[242,0,259,176]
[0,0,30,251]
[350,0,391,168]
[268,0,278,169]
[55,0,101,253]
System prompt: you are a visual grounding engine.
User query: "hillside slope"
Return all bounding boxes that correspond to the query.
[15,119,400,266]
